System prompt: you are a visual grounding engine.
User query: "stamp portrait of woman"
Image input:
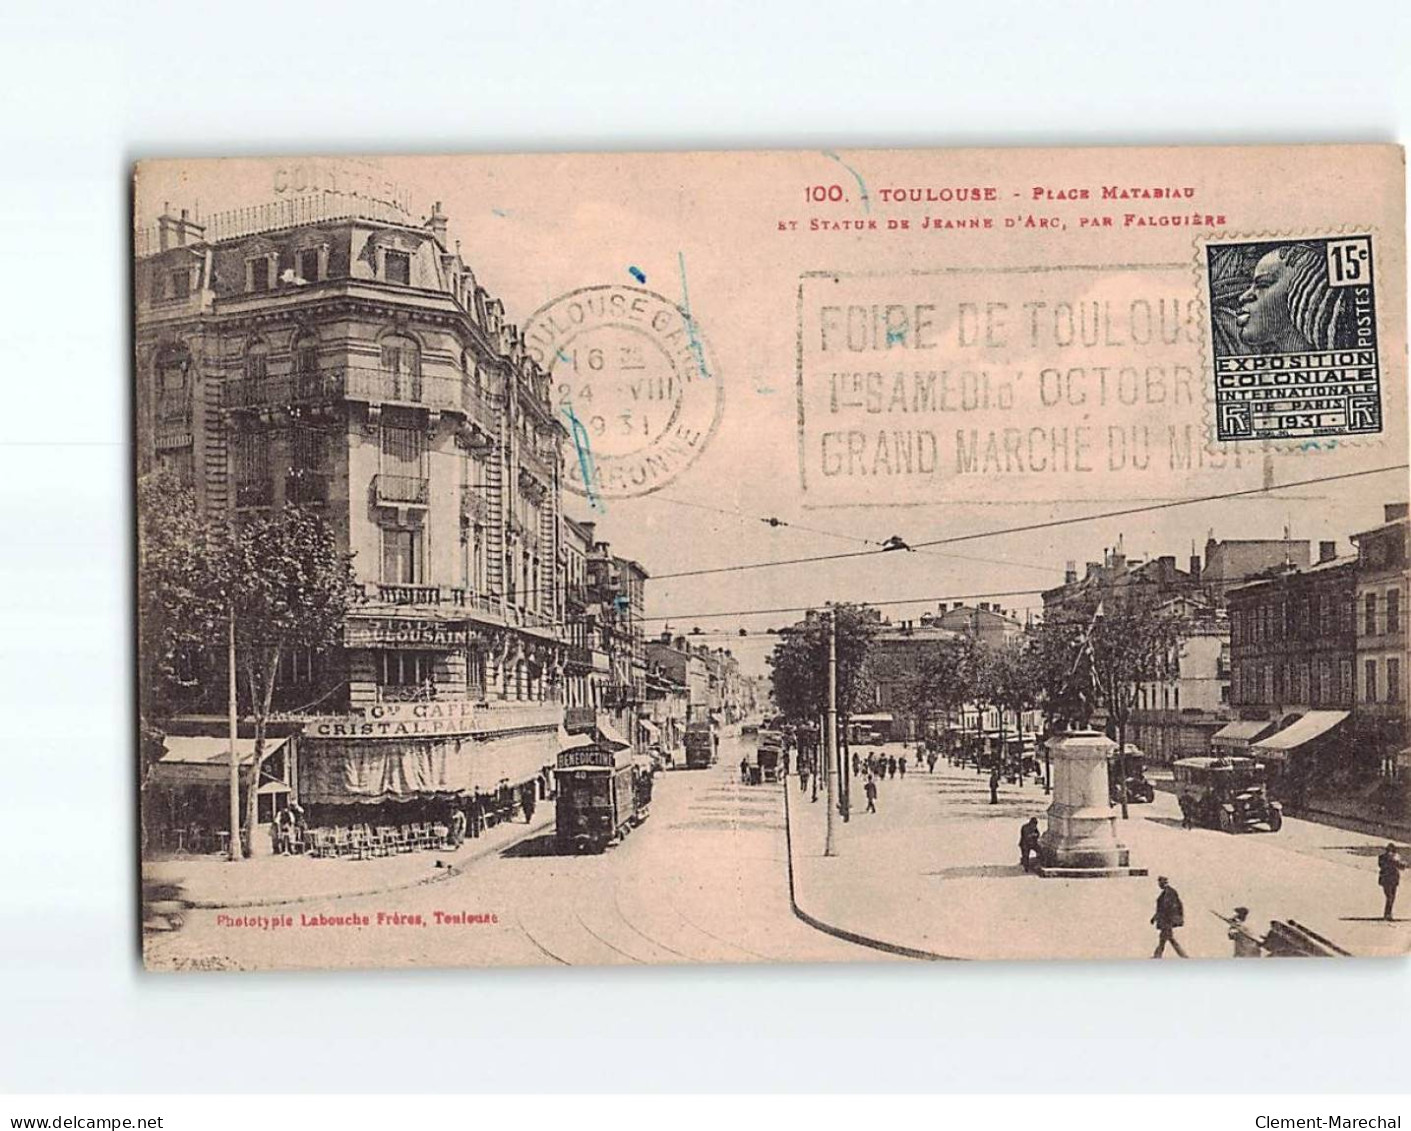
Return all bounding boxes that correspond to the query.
[1208,241,1350,356]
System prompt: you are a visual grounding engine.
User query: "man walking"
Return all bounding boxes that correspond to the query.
[1378,843,1406,920]
[864,776,878,814]
[989,767,1001,805]
[898,757,906,780]
[1151,875,1188,958]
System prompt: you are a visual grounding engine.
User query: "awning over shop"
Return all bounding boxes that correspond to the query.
[151,736,290,787]
[851,712,894,723]
[638,719,660,740]
[558,726,595,754]
[1252,711,1349,761]
[302,726,558,804]
[1211,720,1277,749]
[595,719,632,750]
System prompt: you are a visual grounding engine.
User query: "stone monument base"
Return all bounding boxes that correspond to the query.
[1036,729,1143,879]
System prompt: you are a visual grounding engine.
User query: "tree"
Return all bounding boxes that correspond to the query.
[137,480,358,858]
[984,641,1042,785]
[767,604,878,728]
[895,636,968,740]
[228,506,358,854]
[136,472,228,845]
[1090,600,1186,819]
[1032,597,1186,817]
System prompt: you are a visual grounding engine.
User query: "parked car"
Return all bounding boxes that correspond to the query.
[1108,750,1156,804]
[1174,756,1282,832]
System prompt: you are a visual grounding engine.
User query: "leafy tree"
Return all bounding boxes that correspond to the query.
[767,603,878,729]
[228,506,358,853]
[1090,600,1186,818]
[138,477,358,858]
[983,641,1042,784]
[895,636,968,738]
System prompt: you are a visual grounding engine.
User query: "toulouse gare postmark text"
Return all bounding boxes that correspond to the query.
[525,285,722,500]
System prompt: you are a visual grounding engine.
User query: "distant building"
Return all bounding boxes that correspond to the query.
[1351,503,1409,779]
[1225,541,1357,793]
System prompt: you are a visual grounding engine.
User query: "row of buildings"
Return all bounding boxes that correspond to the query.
[1040,512,1409,801]
[858,509,1408,806]
[136,184,754,852]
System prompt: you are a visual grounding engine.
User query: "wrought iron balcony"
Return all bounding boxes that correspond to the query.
[372,473,429,507]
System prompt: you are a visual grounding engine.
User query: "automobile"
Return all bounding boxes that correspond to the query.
[1107,749,1156,804]
[1173,756,1283,833]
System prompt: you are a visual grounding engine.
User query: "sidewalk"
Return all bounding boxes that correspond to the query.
[786,747,1411,961]
[144,810,555,910]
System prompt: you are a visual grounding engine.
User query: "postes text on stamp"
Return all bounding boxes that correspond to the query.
[1205,235,1381,442]
[524,285,722,501]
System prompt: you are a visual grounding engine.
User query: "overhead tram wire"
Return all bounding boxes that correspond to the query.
[649,493,1060,575]
[648,464,1409,581]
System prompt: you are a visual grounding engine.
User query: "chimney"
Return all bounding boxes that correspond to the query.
[1086,561,1102,579]
[427,200,449,249]
[1386,503,1409,523]
[1190,555,1202,581]
[1319,540,1337,564]
[157,204,205,250]
[1064,560,1077,585]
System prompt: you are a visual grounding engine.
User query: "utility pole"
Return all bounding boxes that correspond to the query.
[227,603,240,861]
[825,609,838,856]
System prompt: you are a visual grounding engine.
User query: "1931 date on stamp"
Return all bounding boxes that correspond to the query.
[1206,235,1381,442]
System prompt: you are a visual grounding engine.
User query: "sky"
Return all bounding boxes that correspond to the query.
[135,152,1408,682]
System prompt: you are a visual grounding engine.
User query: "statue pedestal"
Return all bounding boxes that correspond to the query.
[1037,730,1146,878]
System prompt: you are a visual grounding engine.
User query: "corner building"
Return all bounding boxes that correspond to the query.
[136,192,573,821]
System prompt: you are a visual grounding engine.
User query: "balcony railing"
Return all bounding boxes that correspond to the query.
[369,584,504,619]
[226,366,478,416]
[372,474,429,507]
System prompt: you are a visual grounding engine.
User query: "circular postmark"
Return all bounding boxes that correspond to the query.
[523,284,722,501]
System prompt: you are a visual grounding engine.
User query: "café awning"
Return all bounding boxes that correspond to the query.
[638,719,660,740]
[152,736,290,787]
[1252,711,1349,761]
[1211,720,1276,749]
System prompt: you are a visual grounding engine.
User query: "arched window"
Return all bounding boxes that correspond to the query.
[380,333,421,401]
[292,331,319,377]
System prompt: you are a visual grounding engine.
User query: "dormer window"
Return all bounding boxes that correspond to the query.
[245,255,275,293]
[384,250,411,285]
[297,246,324,283]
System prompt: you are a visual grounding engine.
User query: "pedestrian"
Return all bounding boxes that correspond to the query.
[898,757,906,779]
[989,768,1000,805]
[887,755,897,779]
[864,776,878,814]
[1018,816,1042,872]
[927,751,937,774]
[915,745,924,768]
[1227,907,1261,957]
[522,784,537,824]
[1378,843,1406,921]
[852,752,860,776]
[1180,796,1194,830]
[740,757,750,784]
[449,808,466,848]
[1151,876,1188,958]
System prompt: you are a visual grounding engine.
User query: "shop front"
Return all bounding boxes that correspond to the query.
[145,735,293,855]
[296,701,562,837]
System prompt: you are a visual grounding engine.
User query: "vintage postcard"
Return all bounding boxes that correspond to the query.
[134,145,1409,971]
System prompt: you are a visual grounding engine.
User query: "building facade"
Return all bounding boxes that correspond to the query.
[136,190,630,838]
[1351,504,1410,778]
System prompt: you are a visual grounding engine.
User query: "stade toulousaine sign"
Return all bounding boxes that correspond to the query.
[271,158,413,217]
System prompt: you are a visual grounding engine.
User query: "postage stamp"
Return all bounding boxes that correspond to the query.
[523,284,722,501]
[1204,235,1381,442]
